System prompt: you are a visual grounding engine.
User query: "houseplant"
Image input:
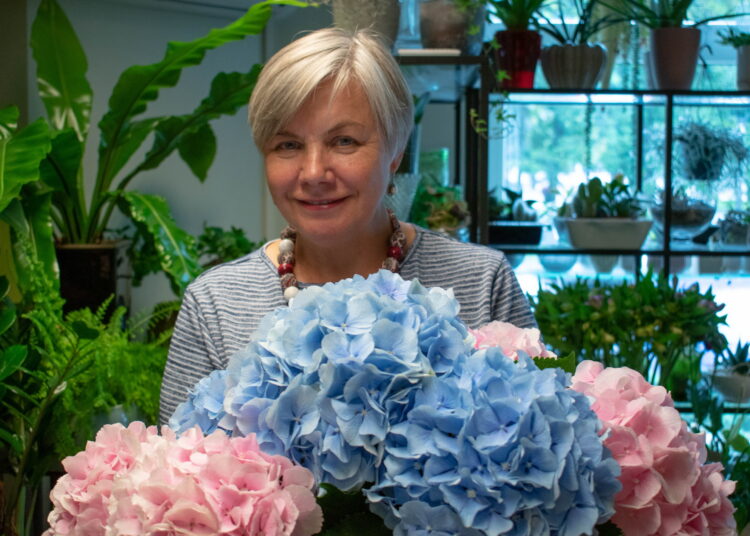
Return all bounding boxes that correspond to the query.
[719,28,750,91]
[486,0,548,88]
[487,187,545,244]
[536,0,620,89]
[26,0,300,310]
[557,173,652,249]
[651,121,749,240]
[598,0,744,89]
[530,269,728,397]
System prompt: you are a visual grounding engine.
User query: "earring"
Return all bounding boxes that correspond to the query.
[387,176,397,196]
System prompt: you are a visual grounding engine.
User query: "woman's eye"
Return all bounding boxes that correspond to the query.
[335,136,356,147]
[275,141,299,151]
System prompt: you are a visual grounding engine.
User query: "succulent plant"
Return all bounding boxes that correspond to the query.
[571,174,643,218]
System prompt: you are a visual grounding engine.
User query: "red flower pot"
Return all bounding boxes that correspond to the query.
[492,29,542,89]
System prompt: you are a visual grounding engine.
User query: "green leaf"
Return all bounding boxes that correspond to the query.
[178,123,216,181]
[0,114,52,213]
[535,351,576,374]
[0,428,23,455]
[21,189,58,287]
[71,320,99,340]
[0,345,28,382]
[120,192,202,293]
[0,297,16,337]
[30,0,93,141]
[0,106,19,139]
[0,275,9,300]
[96,1,298,188]
[140,67,261,179]
[727,430,750,453]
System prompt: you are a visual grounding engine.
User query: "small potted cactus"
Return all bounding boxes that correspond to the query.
[557,174,652,250]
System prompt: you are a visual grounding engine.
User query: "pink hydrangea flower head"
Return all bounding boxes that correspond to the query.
[571,361,736,536]
[469,321,557,360]
[45,423,322,536]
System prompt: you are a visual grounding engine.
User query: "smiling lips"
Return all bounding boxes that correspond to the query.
[298,198,347,209]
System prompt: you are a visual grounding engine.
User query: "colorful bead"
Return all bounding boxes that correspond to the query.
[283,286,300,301]
[279,238,295,254]
[280,273,297,289]
[278,251,295,265]
[278,209,405,303]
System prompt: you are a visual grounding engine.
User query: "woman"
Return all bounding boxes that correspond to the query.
[159,27,536,424]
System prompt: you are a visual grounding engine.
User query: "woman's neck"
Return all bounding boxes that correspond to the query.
[293,221,393,284]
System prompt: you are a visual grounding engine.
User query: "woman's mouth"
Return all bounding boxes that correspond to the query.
[299,198,345,210]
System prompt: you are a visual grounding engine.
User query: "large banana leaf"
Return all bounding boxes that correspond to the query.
[120,191,202,294]
[30,0,92,142]
[96,0,305,194]
[39,129,85,241]
[0,107,52,214]
[136,65,263,182]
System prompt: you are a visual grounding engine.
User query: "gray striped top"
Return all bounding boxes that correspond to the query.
[159,226,536,424]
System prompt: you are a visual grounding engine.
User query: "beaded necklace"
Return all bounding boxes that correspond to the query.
[277,209,406,302]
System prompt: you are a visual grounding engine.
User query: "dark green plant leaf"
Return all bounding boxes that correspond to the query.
[0,275,9,300]
[0,428,23,455]
[535,351,576,374]
[319,512,391,536]
[71,320,99,340]
[101,117,160,190]
[139,67,262,178]
[0,345,28,382]
[0,111,52,213]
[177,123,216,181]
[121,191,202,293]
[0,303,15,337]
[727,430,750,453]
[20,189,58,287]
[30,0,93,141]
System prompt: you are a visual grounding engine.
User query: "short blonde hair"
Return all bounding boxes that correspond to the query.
[248,27,413,160]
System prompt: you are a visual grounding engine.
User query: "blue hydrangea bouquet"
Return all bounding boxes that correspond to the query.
[170,270,624,535]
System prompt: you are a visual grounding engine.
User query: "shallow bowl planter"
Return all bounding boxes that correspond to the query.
[561,218,652,250]
[712,369,750,403]
[540,42,607,90]
[488,221,545,245]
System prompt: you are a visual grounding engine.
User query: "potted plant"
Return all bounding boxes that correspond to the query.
[651,121,749,240]
[557,173,652,249]
[719,28,750,91]
[419,0,486,54]
[486,0,548,88]
[530,269,728,396]
[717,209,750,247]
[712,341,750,403]
[599,0,744,89]
[409,175,471,239]
[23,0,292,313]
[487,187,545,244]
[536,0,620,89]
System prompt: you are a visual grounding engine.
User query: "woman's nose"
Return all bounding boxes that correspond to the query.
[299,145,329,184]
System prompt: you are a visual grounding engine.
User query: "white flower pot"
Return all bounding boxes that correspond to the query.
[561,218,652,250]
[712,369,750,403]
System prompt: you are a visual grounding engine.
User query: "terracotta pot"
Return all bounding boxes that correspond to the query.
[738,45,750,91]
[332,0,400,48]
[419,0,484,54]
[540,43,608,89]
[492,30,542,89]
[649,27,701,90]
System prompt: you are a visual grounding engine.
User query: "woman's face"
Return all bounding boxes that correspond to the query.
[263,79,400,245]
